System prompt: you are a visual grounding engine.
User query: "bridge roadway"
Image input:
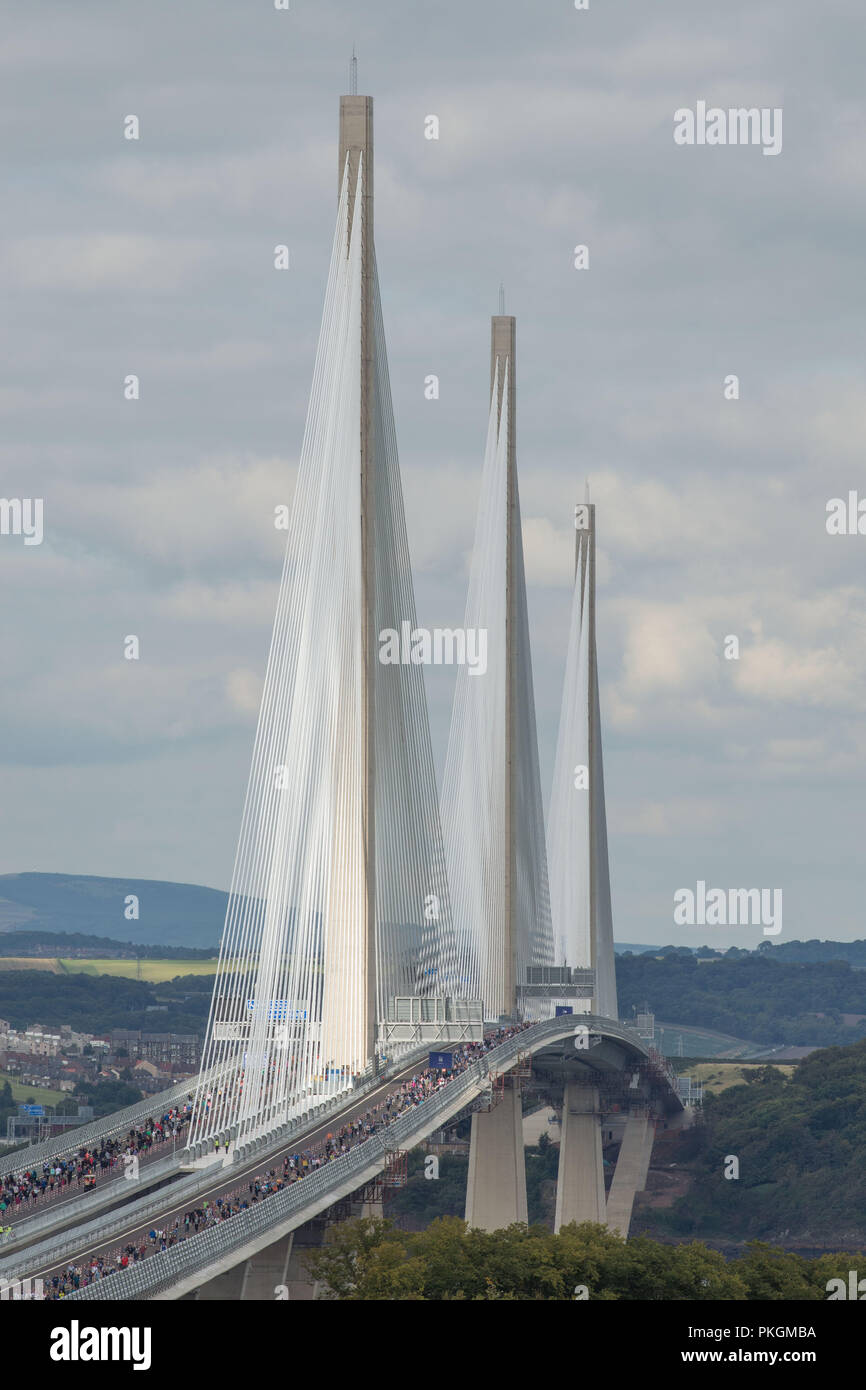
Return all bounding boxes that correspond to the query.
[7,1052,432,1292]
[1,1048,416,1257]
[2,1127,191,1244]
[53,1015,678,1301]
[0,1064,236,1252]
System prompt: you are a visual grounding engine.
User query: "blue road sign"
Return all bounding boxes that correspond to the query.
[22,1105,45,1116]
[555,1006,574,1017]
[429,1051,453,1071]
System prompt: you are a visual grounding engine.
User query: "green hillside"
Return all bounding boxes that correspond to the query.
[0,969,216,1033]
[647,1040,866,1244]
[616,952,866,1047]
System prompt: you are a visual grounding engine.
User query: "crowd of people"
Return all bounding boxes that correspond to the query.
[1,1103,193,1234]
[41,1024,530,1298]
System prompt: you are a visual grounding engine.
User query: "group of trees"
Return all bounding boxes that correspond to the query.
[762,940,866,967]
[0,930,216,959]
[617,953,866,1045]
[0,970,213,1034]
[304,1216,864,1301]
[649,1040,866,1242]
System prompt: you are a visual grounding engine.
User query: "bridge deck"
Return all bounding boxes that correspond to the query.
[55,1016,677,1302]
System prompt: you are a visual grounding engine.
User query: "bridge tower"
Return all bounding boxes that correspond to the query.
[548,494,618,1018]
[189,84,454,1150]
[337,92,377,1064]
[441,309,554,1025]
[491,313,519,1017]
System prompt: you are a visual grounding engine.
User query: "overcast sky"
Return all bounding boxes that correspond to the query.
[1,0,864,948]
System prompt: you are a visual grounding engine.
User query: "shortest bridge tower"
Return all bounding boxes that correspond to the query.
[547,493,617,1019]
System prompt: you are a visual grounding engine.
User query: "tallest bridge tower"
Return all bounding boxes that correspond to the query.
[337,92,377,1064]
[190,86,454,1148]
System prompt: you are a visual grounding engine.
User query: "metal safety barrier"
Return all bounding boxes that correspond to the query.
[0,1161,222,1283]
[1,1067,224,1174]
[0,1150,183,1257]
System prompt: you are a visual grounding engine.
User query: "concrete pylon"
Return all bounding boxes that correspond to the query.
[464,1087,528,1231]
[239,1232,295,1300]
[491,314,518,1019]
[357,1194,385,1220]
[606,1109,655,1237]
[338,93,377,1063]
[554,1083,605,1232]
[190,1232,320,1301]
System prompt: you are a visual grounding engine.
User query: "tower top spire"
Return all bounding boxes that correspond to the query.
[350,46,357,95]
[499,282,505,315]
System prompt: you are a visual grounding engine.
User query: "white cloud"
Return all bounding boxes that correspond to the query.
[522,516,574,586]
[53,454,296,571]
[3,235,214,291]
[225,668,263,716]
[611,797,725,837]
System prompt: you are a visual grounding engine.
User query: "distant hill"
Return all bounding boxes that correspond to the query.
[616,953,866,1048]
[0,874,226,951]
[640,1039,866,1245]
[620,941,866,966]
[0,930,215,959]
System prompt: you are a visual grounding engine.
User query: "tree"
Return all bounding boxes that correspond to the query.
[302,1216,826,1301]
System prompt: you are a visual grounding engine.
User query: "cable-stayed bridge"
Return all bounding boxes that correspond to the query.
[1,86,684,1302]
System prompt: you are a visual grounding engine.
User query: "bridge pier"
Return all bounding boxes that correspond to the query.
[464,1086,527,1231]
[190,1262,247,1300]
[554,1083,605,1231]
[606,1108,655,1237]
[186,1231,322,1301]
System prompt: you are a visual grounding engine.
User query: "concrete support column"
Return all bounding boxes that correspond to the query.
[356,1194,384,1221]
[554,1083,605,1232]
[239,1232,295,1300]
[606,1108,656,1237]
[193,1263,247,1301]
[464,1087,527,1231]
[191,1231,320,1302]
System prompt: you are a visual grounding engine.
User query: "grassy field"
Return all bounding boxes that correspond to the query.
[688,1061,797,1095]
[0,957,218,982]
[0,957,59,973]
[0,1072,69,1107]
[58,958,219,982]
